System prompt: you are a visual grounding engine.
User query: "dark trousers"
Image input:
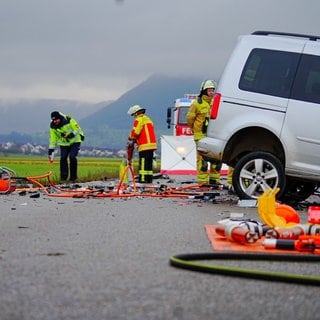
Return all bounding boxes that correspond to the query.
[60,143,80,181]
[138,150,154,183]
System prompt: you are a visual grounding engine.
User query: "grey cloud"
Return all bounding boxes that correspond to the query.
[0,0,319,102]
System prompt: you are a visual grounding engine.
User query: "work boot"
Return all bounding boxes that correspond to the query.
[209,179,220,185]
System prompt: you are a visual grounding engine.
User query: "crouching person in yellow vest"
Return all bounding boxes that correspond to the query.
[48,111,84,183]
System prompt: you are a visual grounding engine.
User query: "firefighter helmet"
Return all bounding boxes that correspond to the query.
[127,105,145,116]
[200,80,217,91]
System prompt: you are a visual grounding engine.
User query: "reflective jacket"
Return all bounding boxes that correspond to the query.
[49,115,84,148]
[186,95,212,141]
[128,114,157,152]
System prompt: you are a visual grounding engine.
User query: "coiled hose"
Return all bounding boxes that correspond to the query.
[169,252,320,286]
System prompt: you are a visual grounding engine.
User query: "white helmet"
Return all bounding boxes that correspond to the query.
[200,80,217,91]
[127,104,145,116]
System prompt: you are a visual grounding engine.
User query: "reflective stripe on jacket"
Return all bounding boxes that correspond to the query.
[128,114,157,152]
[49,117,84,148]
[186,95,212,141]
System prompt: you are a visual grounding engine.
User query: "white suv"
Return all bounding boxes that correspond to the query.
[198,31,320,202]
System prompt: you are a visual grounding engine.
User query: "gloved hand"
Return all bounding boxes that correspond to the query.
[128,135,136,141]
[48,149,54,163]
[61,132,75,139]
[126,140,135,163]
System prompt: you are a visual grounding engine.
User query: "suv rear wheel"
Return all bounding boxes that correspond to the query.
[233,151,285,200]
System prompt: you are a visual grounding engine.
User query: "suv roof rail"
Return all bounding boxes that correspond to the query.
[252,30,320,41]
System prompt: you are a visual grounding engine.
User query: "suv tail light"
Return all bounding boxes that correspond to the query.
[210,93,221,119]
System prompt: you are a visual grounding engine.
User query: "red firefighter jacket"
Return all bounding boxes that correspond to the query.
[128,114,157,152]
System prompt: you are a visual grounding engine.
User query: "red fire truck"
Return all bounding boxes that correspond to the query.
[166,94,197,136]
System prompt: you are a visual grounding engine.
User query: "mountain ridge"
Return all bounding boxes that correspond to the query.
[80,74,202,148]
[81,74,202,130]
[0,74,204,149]
[0,99,109,134]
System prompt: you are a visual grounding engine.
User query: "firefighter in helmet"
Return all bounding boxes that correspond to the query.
[186,80,221,184]
[127,105,157,183]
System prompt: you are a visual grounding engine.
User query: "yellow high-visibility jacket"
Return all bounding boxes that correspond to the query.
[49,115,84,148]
[186,95,212,141]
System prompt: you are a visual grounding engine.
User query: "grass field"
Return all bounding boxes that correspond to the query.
[0,155,148,183]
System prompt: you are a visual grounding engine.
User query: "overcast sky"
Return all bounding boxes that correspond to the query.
[0,0,319,103]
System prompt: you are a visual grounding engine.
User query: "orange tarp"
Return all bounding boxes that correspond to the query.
[205,224,302,254]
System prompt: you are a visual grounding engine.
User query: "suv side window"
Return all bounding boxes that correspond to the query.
[291,54,320,104]
[239,48,300,98]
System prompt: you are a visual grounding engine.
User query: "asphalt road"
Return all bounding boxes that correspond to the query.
[1,179,320,320]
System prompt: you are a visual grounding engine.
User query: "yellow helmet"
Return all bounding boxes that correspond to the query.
[127,105,145,116]
[200,80,217,91]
